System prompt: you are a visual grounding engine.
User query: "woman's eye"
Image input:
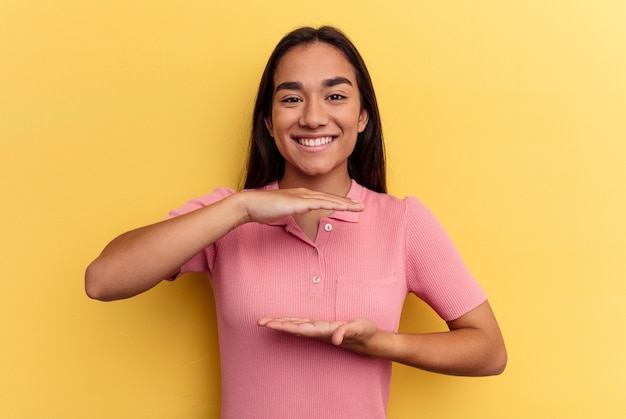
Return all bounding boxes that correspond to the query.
[281,97,301,103]
[328,94,346,101]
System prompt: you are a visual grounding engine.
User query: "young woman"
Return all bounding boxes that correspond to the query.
[86,26,506,419]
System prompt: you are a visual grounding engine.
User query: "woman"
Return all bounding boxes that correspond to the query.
[86,26,506,419]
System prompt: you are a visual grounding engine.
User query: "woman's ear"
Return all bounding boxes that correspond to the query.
[357,109,369,133]
[264,116,274,137]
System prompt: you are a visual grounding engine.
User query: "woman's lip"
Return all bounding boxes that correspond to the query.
[292,134,338,140]
[294,136,337,147]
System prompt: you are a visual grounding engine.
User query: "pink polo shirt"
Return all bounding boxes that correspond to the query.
[168,180,486,419]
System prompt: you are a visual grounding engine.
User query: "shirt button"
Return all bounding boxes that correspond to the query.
[312,248,318,256]
[324,223,333,232]
[312,275,321,284]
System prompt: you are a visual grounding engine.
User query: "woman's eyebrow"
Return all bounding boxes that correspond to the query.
[323,76,353,87]
[275,77,353,92]
[275,81,303,92]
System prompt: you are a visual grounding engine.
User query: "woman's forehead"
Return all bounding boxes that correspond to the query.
[273,42,357,86]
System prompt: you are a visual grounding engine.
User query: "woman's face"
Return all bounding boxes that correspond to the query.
[265,42,369,184]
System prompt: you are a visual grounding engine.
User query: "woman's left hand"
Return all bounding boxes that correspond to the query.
[257,317,378,353]
[258,302,507,377]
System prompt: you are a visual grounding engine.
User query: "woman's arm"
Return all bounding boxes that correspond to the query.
[85,189,364,301]
[258,300,507,376]
[349,300,506,376]
[85,193,247,301]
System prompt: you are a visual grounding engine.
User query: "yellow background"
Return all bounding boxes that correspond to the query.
[2,1,625,417]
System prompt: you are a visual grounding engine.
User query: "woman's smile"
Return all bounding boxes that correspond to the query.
[294,135,337,148]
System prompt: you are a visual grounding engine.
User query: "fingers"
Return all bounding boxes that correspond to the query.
[286,189,364,213]
[333,319,378,347]
[257,317,346,339]
[331,326,346,346]
[243,188,365,224]
[257,317,311,326]
[330,322,363,346]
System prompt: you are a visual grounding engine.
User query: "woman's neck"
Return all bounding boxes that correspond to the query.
[278,171,352,196]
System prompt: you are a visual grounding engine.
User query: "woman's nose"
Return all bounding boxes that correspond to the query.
[299,99,328,128]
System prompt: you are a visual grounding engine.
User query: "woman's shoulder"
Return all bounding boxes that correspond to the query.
[360,186,442,232]
[359,184,424,210]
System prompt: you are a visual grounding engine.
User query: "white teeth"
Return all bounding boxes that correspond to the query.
[297,136,334,147]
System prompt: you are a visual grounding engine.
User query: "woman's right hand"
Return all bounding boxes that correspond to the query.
[238,188,365,224]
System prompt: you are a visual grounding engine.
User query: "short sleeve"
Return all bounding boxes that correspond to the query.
[405,196,487,321]
[166,187,236,280]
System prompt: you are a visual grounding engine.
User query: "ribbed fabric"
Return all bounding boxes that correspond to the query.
[168,180,486,419]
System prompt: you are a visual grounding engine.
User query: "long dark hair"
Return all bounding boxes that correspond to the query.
[243,26,386,193]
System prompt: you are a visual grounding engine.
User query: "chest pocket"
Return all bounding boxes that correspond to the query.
[335,275,406,332]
